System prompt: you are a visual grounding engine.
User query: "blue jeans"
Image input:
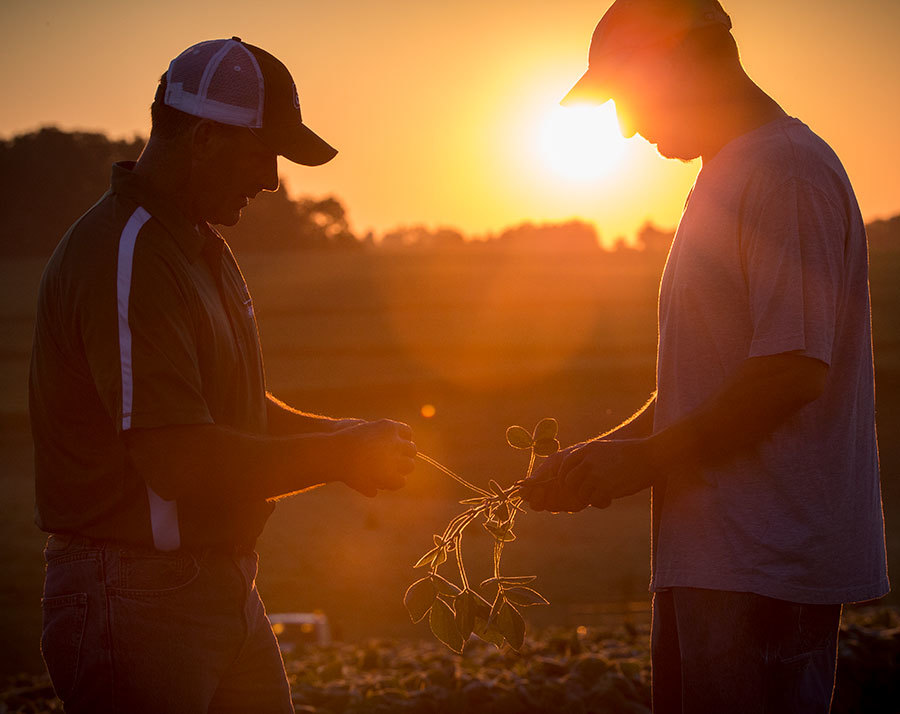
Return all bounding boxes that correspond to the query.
[40,534,293,714]
[651,587,842,714]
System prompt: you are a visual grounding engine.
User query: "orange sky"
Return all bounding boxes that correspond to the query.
[2,0,899,243]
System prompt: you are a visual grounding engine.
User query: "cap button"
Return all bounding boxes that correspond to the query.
[231,36,242,42]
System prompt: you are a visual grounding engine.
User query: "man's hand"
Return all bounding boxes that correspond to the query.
[332,419,417,497]
[521,439,657,513]
[518,443,587,513]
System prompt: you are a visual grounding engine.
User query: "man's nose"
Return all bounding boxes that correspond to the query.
[259,153,279,192]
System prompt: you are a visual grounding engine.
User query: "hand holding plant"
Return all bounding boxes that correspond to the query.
[403,418,561,653]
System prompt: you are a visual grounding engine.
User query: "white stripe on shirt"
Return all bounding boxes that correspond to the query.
[116,206,181,552]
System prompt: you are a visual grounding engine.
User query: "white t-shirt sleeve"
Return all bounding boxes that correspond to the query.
[743,177,845,365]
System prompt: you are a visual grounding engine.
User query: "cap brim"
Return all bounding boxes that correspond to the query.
[254,122,338,167]
[560,69,612,107]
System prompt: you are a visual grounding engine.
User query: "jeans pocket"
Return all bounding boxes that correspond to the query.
[41,592,88,701]
[112,551,200,598]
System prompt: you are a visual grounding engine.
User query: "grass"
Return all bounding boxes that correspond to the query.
[1,247,898,679]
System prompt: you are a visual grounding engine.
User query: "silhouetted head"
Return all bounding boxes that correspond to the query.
[142,37,337,226]
[563,0,744,161]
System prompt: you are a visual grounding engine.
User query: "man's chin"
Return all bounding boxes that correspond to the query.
[654,142,700,162]
[209,208,243,227]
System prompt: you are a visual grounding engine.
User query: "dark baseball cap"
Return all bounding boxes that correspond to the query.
[562,0,732,106]
[164,37,337,166]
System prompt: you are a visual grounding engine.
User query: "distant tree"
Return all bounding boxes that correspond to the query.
[220,189,360,251]
[299,196,359,249]
[867,216,900,254]
[494,220,599,252]
[0,127,144,257]
[0,127,362,258]
[378,225,465,250]
[635,222,675,254]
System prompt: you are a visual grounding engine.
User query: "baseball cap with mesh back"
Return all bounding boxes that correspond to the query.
[164,37,337,166]
[561,0,732,106]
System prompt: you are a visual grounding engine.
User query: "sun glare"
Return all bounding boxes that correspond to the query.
[538,101,626,181]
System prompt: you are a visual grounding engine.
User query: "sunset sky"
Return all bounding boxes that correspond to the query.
[3,0,899,244]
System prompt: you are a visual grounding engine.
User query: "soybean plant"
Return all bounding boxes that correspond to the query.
[403,418,560,653]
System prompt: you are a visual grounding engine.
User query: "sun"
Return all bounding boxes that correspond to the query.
[538,101,626,181]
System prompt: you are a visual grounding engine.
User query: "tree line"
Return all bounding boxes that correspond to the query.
[1,127,897,259]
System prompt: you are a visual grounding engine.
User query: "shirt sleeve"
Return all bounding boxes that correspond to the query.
[743,178,845,365]
[82,221,213,432]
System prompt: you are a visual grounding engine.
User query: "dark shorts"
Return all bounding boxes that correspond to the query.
[651,587,842,714]
[40,534,293,714]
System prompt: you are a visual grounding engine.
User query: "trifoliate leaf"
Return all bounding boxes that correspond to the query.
[403,577,436,623]
[496,602,526,651]
[506,425,533,449]
[429,596,464,653]
[413,546,440,569]
[484,522,516,542]
[470,590,493,619]
[473,616,506,648]
[494,575,538,585]
[433,547,447,568]
[533,437,560,457]
[455,591,476,641]
[502,586,549,607]
[431,573,462,596]
[533,417,559,441]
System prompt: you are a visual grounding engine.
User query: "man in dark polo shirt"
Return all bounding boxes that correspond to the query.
[29,38,416,713]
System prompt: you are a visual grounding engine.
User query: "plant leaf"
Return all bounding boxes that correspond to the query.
[481,575,537,586]
[484,522,516,542]
[433,547,448,568]
[471,590,493,619]
[403,577,436,623]
[473,615,506,648]
[429,596,464,653]
[459,497,486,505]
[431,572,462,596]
[533,437,560,457]
[433,534,444,546]
[488,590,505,624]
[533,417,559,441]
[506,425,533,449]
[502,586,549,607]
[413,546,440,569]
[496,602,526,651]
[455,591,476,641]
[488,479,504,496]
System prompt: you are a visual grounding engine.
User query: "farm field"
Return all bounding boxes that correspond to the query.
[1,247,898,684]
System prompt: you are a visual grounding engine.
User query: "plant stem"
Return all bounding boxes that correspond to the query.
[417,453,492,497]
[455,533,469,591]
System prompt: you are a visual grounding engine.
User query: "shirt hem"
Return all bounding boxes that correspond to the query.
[650,572,890,605]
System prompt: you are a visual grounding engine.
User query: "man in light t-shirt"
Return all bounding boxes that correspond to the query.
[522,1,889,711]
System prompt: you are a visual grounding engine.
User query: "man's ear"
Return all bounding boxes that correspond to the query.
[189,119,218,162]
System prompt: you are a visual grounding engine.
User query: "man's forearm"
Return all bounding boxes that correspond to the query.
[265,393,350,436]
[645,354,826,474]
[601,393,656,441]
[127,423,345,503]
